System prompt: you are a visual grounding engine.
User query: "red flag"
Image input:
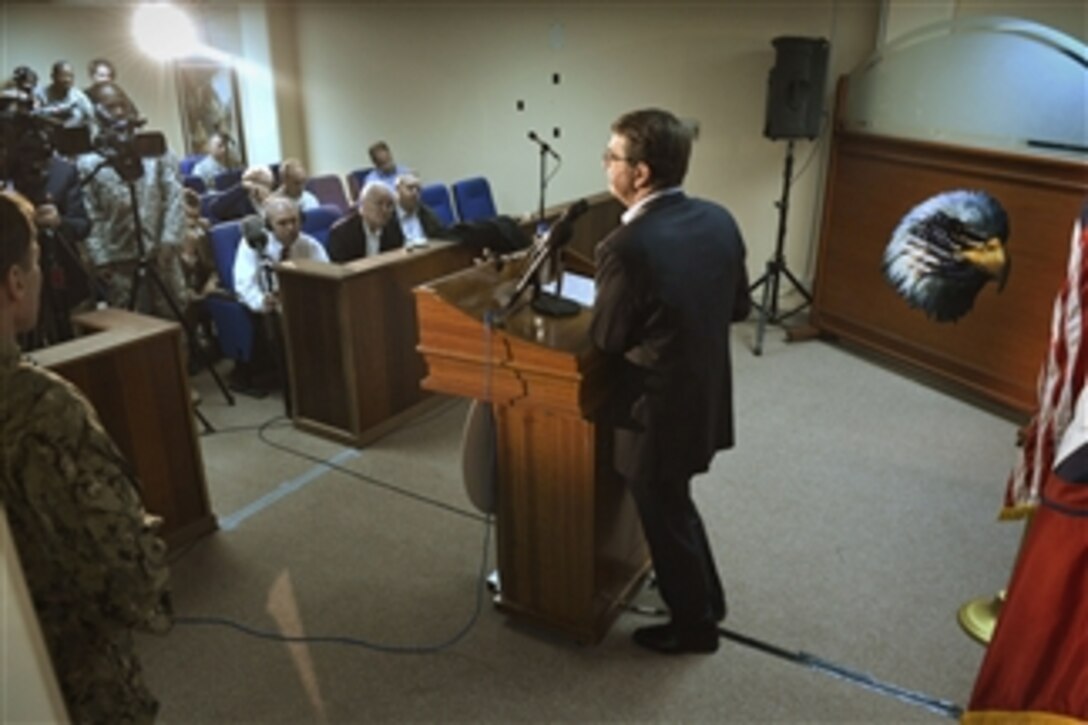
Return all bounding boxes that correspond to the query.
[1003,205,1088,518]
[964,203,1088,722]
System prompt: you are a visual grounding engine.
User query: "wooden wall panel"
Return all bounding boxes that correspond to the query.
[812,128,1087,415]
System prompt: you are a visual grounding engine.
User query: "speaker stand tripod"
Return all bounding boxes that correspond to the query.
[749,138,812,356]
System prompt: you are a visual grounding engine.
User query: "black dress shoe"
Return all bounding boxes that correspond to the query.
[633,623,719,655]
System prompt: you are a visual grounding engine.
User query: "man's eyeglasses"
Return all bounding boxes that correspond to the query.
[602,149,634,165]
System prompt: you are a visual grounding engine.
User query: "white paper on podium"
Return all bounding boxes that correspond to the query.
[541,272,596,307]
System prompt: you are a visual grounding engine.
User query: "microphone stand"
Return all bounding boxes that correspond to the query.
[258,251,293,419]
[536,141,548,232]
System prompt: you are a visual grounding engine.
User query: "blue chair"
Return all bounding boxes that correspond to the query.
[421,182,456,227]
[305,174,350,214]
[203,221,255,365]
[179,154,204,176]
[345,167,372,202]
[214,169,243,191]
[301,204,343,248]
[451,176,497,222]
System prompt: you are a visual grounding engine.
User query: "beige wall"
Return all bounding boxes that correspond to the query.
[293,1,878,276]
[4,1,1079,276]
[0,3,186,155]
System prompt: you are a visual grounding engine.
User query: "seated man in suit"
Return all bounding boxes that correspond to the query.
[395,172,445,246]
[208,164,274,223]
[327,182,402,263]
[231,196,327,391]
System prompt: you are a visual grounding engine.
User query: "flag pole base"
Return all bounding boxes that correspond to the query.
[957,590,1006,645]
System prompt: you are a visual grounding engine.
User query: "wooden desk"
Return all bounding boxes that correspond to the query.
[415,259,649,644]
[31,309,216,549]
[277,241,476,447]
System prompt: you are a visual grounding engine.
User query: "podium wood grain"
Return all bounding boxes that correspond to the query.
[415,259,649,643]
[32,308,216,549]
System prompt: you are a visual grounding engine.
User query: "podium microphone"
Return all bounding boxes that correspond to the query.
[541,198,588,252]
[528,130,561,161]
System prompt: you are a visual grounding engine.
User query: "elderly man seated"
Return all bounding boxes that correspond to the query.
[273,158,320,212]
[208,164,274,223]
[230,196,327,392]
[395,173,445,246]
[327,182,404,263]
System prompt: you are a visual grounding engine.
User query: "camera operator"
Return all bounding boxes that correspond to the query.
[231,196,327,391]
[38,60,94,131]
[4,66,42,109]
[77,81,188,317]
[1,82,94,345]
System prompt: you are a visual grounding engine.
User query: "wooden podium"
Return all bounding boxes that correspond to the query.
[277,242,475,446]
[414,259,649,644]
[31,309,216,549]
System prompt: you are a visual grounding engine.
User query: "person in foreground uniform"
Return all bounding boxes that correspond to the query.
[590,108,750,654]
[0,190,172,722]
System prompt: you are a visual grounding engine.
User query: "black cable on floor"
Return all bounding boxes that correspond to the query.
[176,516,493,654]
[254,414,487,523]
[626,603,961,719]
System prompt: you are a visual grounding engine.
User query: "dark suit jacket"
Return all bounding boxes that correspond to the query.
[207,183,259,224]
[45,156,90,242]
[327,210,404,263]
[590,192,750,480]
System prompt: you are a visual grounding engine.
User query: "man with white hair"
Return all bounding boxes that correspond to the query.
[232,196,328,314]
[395,173,445,245]
[327,181,404,263]
[209,164,274,223]
[229,196,327,394]
[273,158,320,212]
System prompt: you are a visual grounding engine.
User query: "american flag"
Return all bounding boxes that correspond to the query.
[1003,202,1088,518]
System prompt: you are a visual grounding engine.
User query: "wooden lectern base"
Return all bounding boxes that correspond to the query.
[415,259,650,643]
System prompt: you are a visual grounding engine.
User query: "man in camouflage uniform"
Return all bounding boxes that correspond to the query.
[0,190,172,723]
[79,81,188,318]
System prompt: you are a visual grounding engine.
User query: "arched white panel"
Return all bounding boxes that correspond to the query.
[844,16,1087,158]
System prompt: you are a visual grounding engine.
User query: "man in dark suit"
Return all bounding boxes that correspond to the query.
[327,181,403,263]
[590,108,750,655]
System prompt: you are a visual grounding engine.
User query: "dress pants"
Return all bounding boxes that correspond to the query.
[626,469,725,629]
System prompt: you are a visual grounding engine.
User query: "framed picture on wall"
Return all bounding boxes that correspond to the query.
[175,60,246,163]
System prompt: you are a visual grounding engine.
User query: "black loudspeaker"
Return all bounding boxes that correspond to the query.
[763,36,829,140]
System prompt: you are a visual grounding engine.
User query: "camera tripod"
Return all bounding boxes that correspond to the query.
[749,139,812,356]
[82,157,235,429]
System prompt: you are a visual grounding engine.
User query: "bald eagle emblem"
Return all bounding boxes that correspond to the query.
[883,190,1011,322]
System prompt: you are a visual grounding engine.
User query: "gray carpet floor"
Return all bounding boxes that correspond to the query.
[140,320,1025,723]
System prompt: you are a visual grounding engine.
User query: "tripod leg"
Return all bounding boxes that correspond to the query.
[753,259,774,356]
[193,403,215,434]
[780,264,813,303]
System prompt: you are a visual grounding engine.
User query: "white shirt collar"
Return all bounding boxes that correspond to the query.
[621,186,683,224]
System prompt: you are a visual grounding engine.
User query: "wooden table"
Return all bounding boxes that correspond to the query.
[32,308,216,549]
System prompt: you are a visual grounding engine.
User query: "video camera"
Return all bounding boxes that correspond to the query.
[0,90,87,203]
[90,108,166,183]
